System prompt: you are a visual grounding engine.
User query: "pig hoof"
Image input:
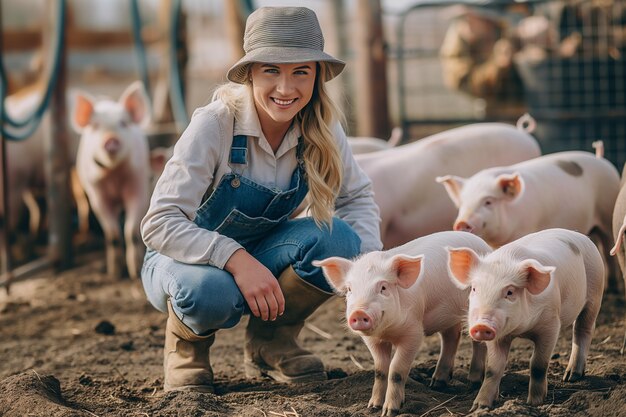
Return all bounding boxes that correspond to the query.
[429,379,448,391]
[367,402,382,411]
[467,380,482,392]
[381,407,399,417]
[470,401,492,412]
[563,370,584,382]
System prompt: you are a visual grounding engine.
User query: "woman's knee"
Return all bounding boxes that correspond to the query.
[174,268,247,332]
[143,255,247,333]
[294,218,361,291]
[301,217,361,261]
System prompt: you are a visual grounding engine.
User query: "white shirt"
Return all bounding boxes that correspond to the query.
[141,92,382,269]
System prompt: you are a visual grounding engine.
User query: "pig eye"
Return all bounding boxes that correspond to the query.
[505,287,516,299]
[380,284,387,293]
[484,198,493,207]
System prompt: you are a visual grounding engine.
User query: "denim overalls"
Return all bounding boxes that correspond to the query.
[141,135,361,334]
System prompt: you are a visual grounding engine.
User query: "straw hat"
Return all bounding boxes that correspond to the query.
[227,7,345,84]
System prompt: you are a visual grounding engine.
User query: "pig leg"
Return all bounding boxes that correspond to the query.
[363,337,393,410]
[527,328,559,405]
[382,330,422,416]
[90,198,123,279]
[430,323,462,389]
[590,227,621,294]
[564,302,599,382]
[471,337,512,411]
[468,340,487,390]
[70,168,91,239]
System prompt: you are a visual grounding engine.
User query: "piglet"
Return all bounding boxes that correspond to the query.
[447,228,604,410]
[437,150,620,285]
[314,231,492,417]
[70,81,152,279]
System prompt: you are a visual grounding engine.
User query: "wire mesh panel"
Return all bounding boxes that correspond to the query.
[515,0,626,170]
[393,0,626,170]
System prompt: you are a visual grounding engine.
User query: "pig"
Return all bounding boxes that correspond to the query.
[347,127,402,154]
[446,228,604,410]
[314,231,492,417]
[2,84,46,237]
[70,81,152,279]
[436,150,620,286]
[355,121,541,249]
[609,163,626,354]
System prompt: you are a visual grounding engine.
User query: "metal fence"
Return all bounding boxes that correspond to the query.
[392,0,626,170]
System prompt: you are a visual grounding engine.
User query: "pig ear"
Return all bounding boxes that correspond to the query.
[119,81,152,128]
[496,172,523,200]
[519,259,554,295]
[436,175,465,208]
[70,91,95,133]
[389,254,424,289]
[312,257,353,293]
[447,246,479,289]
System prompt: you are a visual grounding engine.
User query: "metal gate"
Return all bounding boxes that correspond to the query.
[392,0,626,170]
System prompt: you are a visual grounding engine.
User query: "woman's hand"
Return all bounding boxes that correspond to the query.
[225,249,285,321]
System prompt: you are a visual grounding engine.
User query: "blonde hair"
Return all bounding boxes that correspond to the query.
[212,62,344,228]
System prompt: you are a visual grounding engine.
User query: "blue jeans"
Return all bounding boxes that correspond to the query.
[141,217,361,335]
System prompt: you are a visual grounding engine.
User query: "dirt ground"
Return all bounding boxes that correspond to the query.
[1,246,626,417]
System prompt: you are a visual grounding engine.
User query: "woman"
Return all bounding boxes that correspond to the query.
[141,6,382,392]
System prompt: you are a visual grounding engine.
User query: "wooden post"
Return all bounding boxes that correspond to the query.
[153,0,188,129]
[0,0,12,284]
[224,0,246,62]
[353,0,390,138]
[325,0,349,118]
[44,0,72,270]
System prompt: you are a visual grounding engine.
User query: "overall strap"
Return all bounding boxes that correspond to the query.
[230,135,248,166]
[228,134,248,187]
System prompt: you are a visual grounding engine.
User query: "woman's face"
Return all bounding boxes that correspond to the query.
[250,62,317,130]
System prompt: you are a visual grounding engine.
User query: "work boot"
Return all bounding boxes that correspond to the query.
[164,300,215,392]
[244,266,333,383]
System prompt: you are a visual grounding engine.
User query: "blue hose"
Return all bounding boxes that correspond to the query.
[0,0,66,140]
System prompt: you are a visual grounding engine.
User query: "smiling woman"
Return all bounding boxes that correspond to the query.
[250,62,317,149]
[139,6,382,394]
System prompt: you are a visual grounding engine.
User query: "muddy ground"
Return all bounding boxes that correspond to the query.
[1,245,626,417]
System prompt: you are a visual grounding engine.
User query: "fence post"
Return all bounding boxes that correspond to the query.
[0,0,12,285]
[44,0,72,270]
[353,0,390,138]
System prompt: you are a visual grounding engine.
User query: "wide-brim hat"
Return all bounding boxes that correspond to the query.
[227,7,346,84]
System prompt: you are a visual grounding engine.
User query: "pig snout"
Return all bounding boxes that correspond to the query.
[104,137,121,155]
[470,323,496,341]
[348,309,373,331]
[454,220,474,232]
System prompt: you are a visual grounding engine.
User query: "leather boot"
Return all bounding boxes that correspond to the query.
[244,266,333,383]
[164,300,215,392]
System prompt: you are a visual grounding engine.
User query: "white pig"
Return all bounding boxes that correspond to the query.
[447,228,604,410]
[436,150,620,283]
[347,127,403,154]
[355,122,540,249]
[70,81,152,279]
[314,231,492,417]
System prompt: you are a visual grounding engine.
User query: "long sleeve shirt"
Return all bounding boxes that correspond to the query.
[141,92,382,269]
